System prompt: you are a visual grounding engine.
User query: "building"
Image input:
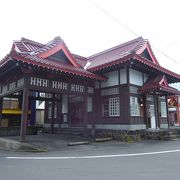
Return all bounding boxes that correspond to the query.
[168,96,180,126]
[0,36,180,141]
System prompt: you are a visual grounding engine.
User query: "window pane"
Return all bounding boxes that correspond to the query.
[109,97,120,116]
[87,97,92,112]
[130,96,140,116]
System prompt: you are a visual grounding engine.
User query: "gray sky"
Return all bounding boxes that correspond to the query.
[0,0,180,84]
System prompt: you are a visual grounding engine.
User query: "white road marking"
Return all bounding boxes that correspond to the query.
[6,149,180,160]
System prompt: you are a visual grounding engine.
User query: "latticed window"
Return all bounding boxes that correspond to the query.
[102,97,120,117]
[101,87,119,96]
[130,96,140,116]
[109,97,120,116]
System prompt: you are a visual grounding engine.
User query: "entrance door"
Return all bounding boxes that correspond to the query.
[149,105,156,129]
[69,95,84,126]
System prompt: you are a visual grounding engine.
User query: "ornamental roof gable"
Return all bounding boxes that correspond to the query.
[87,37,159,70]
[12,36,81,68]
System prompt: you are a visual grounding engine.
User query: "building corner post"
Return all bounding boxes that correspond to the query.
[165,95,170,129]
[20,87,29,142]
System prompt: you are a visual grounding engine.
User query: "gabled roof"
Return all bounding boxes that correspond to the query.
[138,75,180,95]
[0,36,180,83]
[87,37,159,70]
[0,37,106,81]
[13,37,81,68]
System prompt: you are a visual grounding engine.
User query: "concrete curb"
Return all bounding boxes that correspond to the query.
[95,137,113,142]
[67,141,89,146]
[0,138,47,152]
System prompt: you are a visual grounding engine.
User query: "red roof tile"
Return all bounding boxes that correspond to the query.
[1,36,180,83]
[87,37,147,69]
[73,54,87,68]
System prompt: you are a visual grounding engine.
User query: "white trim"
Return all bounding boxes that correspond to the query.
[95,124,146,130]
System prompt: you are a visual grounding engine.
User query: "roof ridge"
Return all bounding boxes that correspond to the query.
[21,37,44,47]
[88,36,143,59]
[32,36,63,55]
[132,39,147,52]
[72,54,87,60]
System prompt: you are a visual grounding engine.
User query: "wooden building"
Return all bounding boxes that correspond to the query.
[0,36,180,141]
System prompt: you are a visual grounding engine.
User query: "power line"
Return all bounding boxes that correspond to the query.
[152,46,180,66]
[88,0,180,67]
[164,38,180,48]
[88,0,139,37]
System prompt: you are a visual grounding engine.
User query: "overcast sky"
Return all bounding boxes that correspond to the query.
[0,0,180,86]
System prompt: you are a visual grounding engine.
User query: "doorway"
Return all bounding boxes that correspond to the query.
[69,95,84,126]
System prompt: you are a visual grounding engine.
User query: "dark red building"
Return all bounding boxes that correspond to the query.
[0,36,180,140]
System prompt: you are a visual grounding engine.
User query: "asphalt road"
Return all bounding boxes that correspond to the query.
[1,138,180,180]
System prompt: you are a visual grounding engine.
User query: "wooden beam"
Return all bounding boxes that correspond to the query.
[165,95,170,128]
[51,94,55,134]
[83,89,88,131]
[20,87,29,142]
[154,94,159,128]
[143,95,148,129]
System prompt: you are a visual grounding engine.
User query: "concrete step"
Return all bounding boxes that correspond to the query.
[58,128,85,136]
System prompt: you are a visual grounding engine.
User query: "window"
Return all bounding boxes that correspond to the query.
[88,87,94,94]
[101,87,119,96]
[160,101,167,117]
[3,98,19,109]
[87,97,92,112]
[101,71,118,87]
[129,69,143,86]
[102,97,120,117]
[130,96,140,116]
[109,97,120,116]
[71,84,84,92]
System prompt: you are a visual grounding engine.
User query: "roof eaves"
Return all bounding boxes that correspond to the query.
[11,52,105,81]
[133,54,180,80]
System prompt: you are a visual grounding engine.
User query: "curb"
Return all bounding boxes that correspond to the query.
[0,138,47,152]
[67,141,90,146]
[95,137,113,142]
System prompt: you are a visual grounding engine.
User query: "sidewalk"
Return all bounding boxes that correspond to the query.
[0,133,91,152]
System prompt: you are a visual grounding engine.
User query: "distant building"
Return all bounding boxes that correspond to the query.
[0,36,180,140]
[168,96,180,126]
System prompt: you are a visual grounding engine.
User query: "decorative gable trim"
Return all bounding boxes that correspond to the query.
[136,42,159,65]
[37,42,80,68]
[159,75,168,86]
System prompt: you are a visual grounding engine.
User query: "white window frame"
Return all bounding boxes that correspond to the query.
[130,96,140,116]
[109,97,120,117]
[160,101,167,117]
